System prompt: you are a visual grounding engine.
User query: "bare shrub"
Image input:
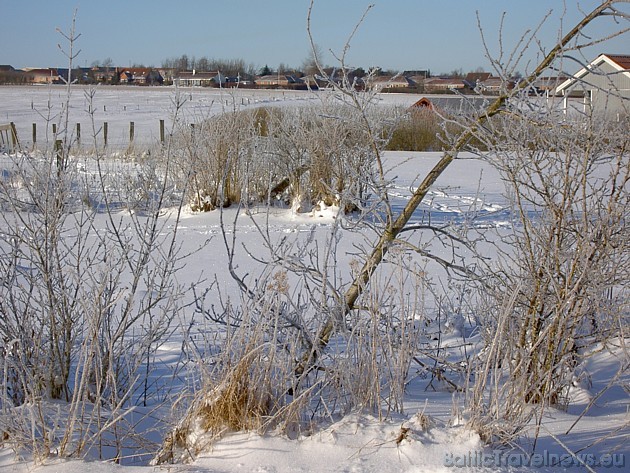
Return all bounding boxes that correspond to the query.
[463,1,630,446]
[153,221,429,466]
[262,103,380,212]
[386,107,443,152]
[467,112,629,436]
[0,18,187,463]
[170,107,257,211]
[171,100,386,214]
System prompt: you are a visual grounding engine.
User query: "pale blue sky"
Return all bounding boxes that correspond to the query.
[2,1,628,75]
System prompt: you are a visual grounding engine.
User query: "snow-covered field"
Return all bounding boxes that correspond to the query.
[0,85,305,145]
[0,84,578,153]
[0,86,627,472]
[1,85,423,150]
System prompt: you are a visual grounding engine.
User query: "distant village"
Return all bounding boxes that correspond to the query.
[0,64,556,95]
[1,53,628,118]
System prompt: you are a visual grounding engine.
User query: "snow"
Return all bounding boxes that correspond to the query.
[2,85,330,148]
[0,86,627,473]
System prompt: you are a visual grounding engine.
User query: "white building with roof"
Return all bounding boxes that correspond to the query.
[555,54,630,118]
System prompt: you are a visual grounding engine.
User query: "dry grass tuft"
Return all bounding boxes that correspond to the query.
[153,347,278,464]
[414,411,434,433]
[197,356,273,435]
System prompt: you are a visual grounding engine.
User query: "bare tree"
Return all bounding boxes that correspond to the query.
[301,43,325,76]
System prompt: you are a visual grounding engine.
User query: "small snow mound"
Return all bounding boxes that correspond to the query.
[311,200,339,219]
[443,312,465,336]
[567,385,593,405]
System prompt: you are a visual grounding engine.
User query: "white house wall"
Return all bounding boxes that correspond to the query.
[578,61,630,93]
[591,88,630,116]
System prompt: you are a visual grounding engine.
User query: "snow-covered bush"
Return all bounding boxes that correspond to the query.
[0,17,187,463]
[171,101,388,214]
[466,110,629,441]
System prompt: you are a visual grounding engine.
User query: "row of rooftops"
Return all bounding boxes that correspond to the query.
[1,54,628,94]
[0,64,506,91]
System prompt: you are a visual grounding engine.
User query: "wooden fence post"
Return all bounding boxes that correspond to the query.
[32,123,37,147]
[76,123,81,144]
[10,122,19,150]
[160,119,165,144]
[130,121,135,143]
[103,122,108,147]
[54,139,63,170]
[0,123,19,153]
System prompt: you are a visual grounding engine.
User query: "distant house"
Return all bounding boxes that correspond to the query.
[478,76,510,94]
[22,68,59,84]
[119,67,155,85]
[158,68,177,84]
[300,74,321,89]
[366,75,412,91]
[531,76,568,94]
[423,77,465,93]
[0,65,26,84]
[119,70,134,83]
[91,66,119,83]
[145,69,164,85]
[255,74,305,89]
[223,76,255,88]
[56,67,92,84]
[461,72,515,94]
[176,70,226,87]
[314,68,365,90]
[406,74,427,91]
[554,53,630,117]
[256,74,287,88]
[464,72,492,84]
